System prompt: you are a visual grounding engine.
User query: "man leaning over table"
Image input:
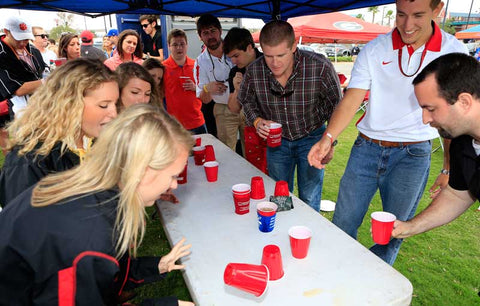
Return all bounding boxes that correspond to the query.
[308,0,468,265]
[238,20,341,211]
[393,53,480,242]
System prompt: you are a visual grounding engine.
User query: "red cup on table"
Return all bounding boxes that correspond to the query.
[204,161,219,182]
[192,135,201,147]
[232,183,251,215]
[224,263,269,297]
[204,144,216,162]
[267,123,282,147]
[289,226,312,259]
[371,211,396,245]
[261,244,284,281]
[274,180,289,196]
[177,162,188,184]
[192,146,206,165]
[250,176,266,200]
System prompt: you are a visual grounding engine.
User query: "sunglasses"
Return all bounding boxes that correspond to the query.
[141,23,151,29]
[34,34,49,39]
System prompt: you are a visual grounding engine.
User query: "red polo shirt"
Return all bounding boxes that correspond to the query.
[163,56,205,130]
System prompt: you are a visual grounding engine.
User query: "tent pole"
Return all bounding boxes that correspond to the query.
[441,0,449,30]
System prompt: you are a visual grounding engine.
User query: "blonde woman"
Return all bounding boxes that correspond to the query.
[104,29,143,70]
[0,58,118,207]
[0,104,194,306]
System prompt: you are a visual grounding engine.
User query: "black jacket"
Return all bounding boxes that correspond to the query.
[0,188,178,305]
[0,142,80,207]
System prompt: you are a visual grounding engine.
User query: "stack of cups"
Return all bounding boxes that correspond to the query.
[193,146,206,165]
[232,184,251,215]
[250,176,266,200]
[257,202,278,233]
[267,123,282,147]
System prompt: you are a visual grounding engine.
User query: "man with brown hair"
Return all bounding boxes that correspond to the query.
[139,15,163,61]
[308,0,468,265]
[238,20,341,210]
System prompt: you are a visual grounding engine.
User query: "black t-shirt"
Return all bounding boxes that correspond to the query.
[143,26,162,57]
[228,48,263,93]
[449,135,480,199]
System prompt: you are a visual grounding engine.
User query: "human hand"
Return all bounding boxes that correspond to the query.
[307,136,333,169]
[233,72,243,91]
[391,220,413,239]
[429,172,449,199]
[182,78,196,92]
[256,118,274,140]
[207,81,227,95]
[158,237,191,274]
[159,189,179,204]
[178,301,195,306]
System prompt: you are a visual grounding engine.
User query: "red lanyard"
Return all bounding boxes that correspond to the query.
[397,46,428,77]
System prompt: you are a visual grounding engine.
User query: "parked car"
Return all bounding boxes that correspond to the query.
[322,44,351,57]
[297,44,327,57]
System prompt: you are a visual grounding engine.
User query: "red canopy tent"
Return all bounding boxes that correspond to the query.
[252,12,392,44]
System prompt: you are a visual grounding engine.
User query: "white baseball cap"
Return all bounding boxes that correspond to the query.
[4,16,34,41]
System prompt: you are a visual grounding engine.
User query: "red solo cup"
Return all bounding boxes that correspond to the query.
[289,226,312,259]
[274,180,289,196]
[267,123,282,147]
[261,244,284,281]
[224,263,269,297]
[193,135,201,147]
[192,146,206,165]
[371,211,396,245]
[204,161,219,182]
[204,144,216,162]
[250,176,266,200]
[54,57,67,67]
[177,162,188,184]
[232,183,251,215]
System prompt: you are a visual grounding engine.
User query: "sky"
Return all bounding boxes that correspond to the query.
[0,0,478,34]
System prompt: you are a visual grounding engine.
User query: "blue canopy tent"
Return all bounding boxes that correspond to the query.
[0,0,394,21]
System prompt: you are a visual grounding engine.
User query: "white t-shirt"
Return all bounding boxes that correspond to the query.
[348,23,468,141]
[194,49,233,105]
[40,49,57,66]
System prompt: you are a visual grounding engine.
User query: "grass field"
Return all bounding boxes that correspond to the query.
[1,111,479,304]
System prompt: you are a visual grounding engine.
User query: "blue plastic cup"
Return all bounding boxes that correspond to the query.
[257,202,278,233]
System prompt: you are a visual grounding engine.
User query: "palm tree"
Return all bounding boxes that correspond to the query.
[368,6,380,24]
[355,13,365,20]
[384,10,394,27]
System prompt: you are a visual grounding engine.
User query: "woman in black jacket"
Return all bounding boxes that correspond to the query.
[0,104,194,305]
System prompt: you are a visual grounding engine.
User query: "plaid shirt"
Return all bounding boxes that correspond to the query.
[238,50,341,141]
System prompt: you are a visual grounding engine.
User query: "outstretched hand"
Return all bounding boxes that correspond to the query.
[158,237,191,274]
[307,137,333,169]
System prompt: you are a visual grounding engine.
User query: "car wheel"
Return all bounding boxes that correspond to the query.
[343,51,351,57]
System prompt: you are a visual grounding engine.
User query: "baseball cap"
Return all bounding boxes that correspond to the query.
[106,29,119,37]
[4,16,34,41]
[80,30,94,43]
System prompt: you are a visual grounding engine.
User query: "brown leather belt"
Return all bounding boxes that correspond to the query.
[359,133,425,147]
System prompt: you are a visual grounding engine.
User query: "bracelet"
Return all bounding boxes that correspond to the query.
[323,132,338,146]
[253,117,262,129]
[440,169,450,175]
[203,84,209,93]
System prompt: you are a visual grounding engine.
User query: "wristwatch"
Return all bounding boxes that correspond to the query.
[440,169,450,175]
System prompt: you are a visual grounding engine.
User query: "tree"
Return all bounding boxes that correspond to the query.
[441,18,456,35]
[355,14,365,20]
[49,25,78,41]
[368,6,379,24]
[384,10,394,27]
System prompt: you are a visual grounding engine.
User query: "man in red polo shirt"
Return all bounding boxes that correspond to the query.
[163,29,206,134]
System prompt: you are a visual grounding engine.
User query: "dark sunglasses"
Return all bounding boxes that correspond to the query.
[34,34,49,39]
[141,23,151,28]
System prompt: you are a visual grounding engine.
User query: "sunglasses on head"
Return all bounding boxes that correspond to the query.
[141,23,151,28]
[34,34,49,39]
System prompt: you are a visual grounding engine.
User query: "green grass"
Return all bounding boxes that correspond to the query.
[2,112,478,304]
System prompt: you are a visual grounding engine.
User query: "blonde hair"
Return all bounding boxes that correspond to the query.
[32,104,194,258]
[6,58,117,157]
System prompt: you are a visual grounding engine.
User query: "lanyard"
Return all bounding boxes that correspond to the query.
[207,49,229,83]
[397,46,428,77]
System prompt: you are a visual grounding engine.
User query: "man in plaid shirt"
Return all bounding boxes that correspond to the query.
[238,20,341,211]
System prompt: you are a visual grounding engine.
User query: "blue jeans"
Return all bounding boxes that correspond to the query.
[267,125,326,211]
[189,124,207,135]
[332,135,431,265]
